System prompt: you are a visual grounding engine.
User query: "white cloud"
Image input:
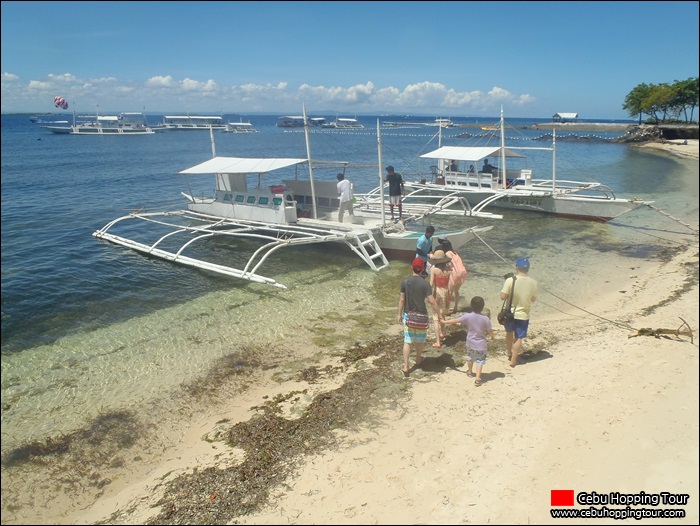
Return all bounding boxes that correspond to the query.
[146,75,174,88]
[28,80,53,90]
[181,78,217,92]
[47,73,78,83]
[1,72,536,114]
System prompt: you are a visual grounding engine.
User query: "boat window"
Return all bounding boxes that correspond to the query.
[273,197,283,205]
[246,196,256,204]
[223,194,232,202]
[318,197,330,208]
[235,195,245,203]
[258,197,269,205]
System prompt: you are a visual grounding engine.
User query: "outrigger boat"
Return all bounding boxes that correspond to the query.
[93,113,494,289]
[402,107,650,222]
[43,112,155,135]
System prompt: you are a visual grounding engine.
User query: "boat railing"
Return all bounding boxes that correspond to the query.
[526,179,618,199]
[443,170,497,189]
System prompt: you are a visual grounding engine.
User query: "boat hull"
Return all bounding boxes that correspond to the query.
[374,225,491,259]
[43,126,155,135]
[459,191,643,221]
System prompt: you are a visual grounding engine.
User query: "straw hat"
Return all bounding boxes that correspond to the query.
[429,249,452,265]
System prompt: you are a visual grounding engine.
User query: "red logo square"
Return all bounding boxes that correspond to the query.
[551,489,575,506]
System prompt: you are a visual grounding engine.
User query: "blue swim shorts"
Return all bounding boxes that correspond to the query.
[403,313,428,343]
[504,319,529,339]
[467,347,487,366]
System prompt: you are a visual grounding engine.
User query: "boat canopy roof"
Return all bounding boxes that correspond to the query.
[420,146,525,162]
[164,115,224,120]
[179,156,307,175]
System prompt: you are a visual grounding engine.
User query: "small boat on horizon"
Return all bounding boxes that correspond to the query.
[322,117,364,129]
[276,115,326,127]
[158,115,227,130]
[222,120,258,133]
[42,112,155,135]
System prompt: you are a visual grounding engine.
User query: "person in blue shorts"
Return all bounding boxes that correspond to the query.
[500,258,538,368]
[398,257,439,377]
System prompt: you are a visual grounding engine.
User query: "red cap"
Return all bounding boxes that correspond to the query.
[411,257,426,272]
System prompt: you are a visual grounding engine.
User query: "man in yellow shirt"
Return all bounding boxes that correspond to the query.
[499,258,538,368]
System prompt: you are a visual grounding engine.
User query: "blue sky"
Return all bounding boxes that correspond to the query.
[1,1,698,119]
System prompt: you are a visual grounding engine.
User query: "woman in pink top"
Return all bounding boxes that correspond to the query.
[429,250,452,348]
[438,238,467,313]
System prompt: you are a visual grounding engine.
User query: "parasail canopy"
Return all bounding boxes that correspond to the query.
[53,96,69,110]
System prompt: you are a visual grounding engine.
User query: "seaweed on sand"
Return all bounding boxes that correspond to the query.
[145,335,409,525]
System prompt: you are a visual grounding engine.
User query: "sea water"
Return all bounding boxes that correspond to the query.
[1,114,698,456]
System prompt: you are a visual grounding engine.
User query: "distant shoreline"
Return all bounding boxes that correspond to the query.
[526,122,631,131]
[453,122,632,131]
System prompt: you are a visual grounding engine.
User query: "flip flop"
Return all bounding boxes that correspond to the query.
[431,343,442,349]
[475,378,483,386]
[403,369,410,377]
[466,371,475,378]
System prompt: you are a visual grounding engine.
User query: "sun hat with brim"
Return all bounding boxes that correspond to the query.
[429,250,452,265]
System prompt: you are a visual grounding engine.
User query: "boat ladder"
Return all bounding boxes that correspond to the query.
[345,231,390,271]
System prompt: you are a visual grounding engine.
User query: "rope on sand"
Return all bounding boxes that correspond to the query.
[469,230,695,342]
[645,203,699,234]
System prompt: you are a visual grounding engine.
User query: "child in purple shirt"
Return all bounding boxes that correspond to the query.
[441,296,495,386]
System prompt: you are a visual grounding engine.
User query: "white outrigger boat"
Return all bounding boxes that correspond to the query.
[403,107,650,222]
[93,113,494,289]
[43,112,155,135]
[222,120,257,133]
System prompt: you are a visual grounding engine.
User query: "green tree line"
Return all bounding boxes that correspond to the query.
[623,77,698,124]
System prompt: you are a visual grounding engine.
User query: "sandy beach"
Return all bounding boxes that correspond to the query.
[637,138,699,160]
[2,141,698,525]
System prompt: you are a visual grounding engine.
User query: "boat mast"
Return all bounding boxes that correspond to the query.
[209,126,216,158]
[302,104,318,219]
[499,106,506,190]
[552,128,557,189]
[377,119,387,225]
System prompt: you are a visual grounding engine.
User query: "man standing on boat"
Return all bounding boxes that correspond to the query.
[336,173,354,223]
[384,165,405,221]
[482,159,495,173]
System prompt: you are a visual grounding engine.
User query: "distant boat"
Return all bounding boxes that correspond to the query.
[30,115,69,124]
[43,112,155,135]
[430,118,454,128]
[277,115,325,127]
[321,117,364,129]
[159,115,227,130]
[480,124,499,131]
[222,120,257,133]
